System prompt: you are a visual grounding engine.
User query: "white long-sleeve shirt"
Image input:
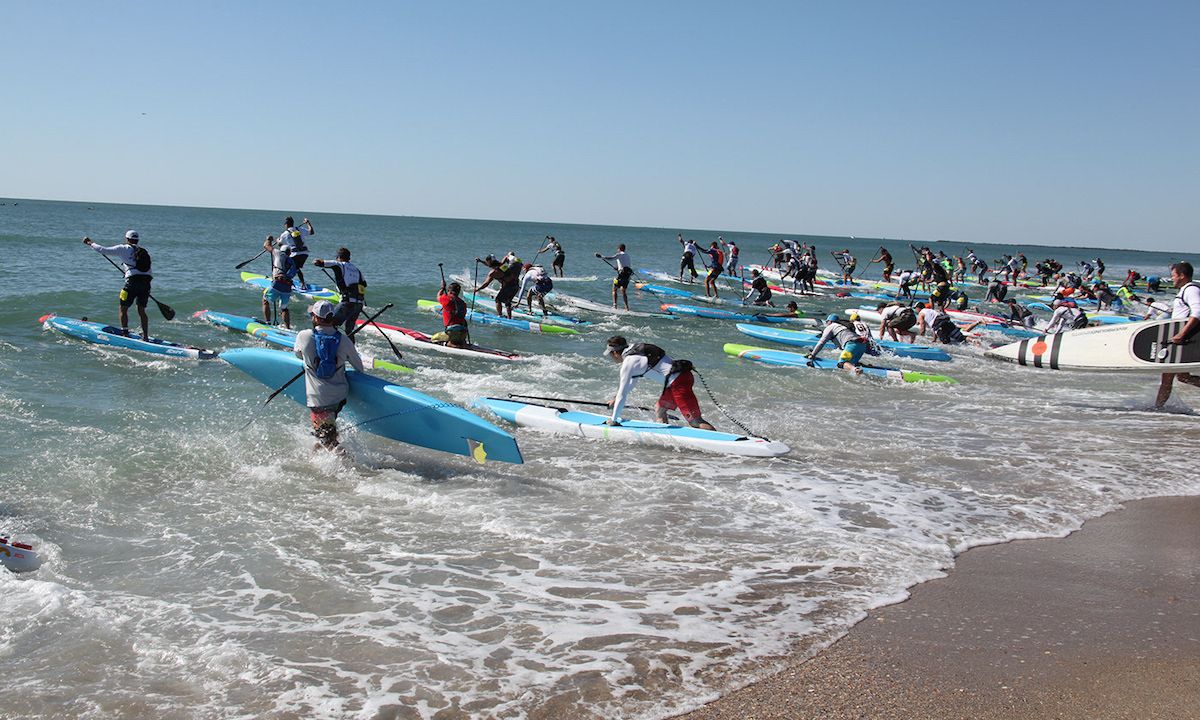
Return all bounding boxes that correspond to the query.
[610,352,676,423]
[90,242,150,278]
[602,250,632,271]
[518,265,546,299]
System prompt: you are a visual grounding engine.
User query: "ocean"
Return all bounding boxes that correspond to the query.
[0,197,1195,719]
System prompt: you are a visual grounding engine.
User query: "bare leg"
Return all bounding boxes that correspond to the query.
[118,304,130,333]
[1156,372,1175,408]
[281,308,291,330]
[262,297,272,324]
[137,306,150,339]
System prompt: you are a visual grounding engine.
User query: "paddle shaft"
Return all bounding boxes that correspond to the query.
[317,265,405,361]
[95,252,175,320]
[507,393,662,413]
[235,247,269,270]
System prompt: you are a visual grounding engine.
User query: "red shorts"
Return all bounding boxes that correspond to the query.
[657,371,701,422]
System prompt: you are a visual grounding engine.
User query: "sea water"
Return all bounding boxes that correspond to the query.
[0,198,1195,719]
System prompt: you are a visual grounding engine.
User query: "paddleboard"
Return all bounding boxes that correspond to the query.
[662,304,818,326]
[723,343,957,383]
[472,397,789,458]
[354,319,523,361]
[240,271,340,302]
[41,314,218,360]
[734,323,952,362]
[194,310,413,373]
[222,347,523,463]
[984,318,1195,372]
[0,536,40,573]
[415,300,579,334]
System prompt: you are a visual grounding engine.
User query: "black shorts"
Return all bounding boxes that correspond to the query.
[886,310,917,331]
[707,267,723,280]
[496,284,519,305]
[552,254,565,268]
[614,267,633,289]
[119,275,152,309]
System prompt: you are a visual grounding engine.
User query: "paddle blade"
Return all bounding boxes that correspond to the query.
[156,300,176,321]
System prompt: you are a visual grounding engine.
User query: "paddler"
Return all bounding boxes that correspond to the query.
[679,235,700,282]
[293,300,363,450]
[601,335,714,430]
[1002,298,1036,328]
[872,246,895,282]
[261,234,298,328]
[312,246,365,338]
[875,301,918,343]
[754,300,803,318]
[743,269,774,306]
[597,244,634,310]
[1155,262,1200,408]
[984,278,1008,303]
[702,241,724,299]
[539,235,566,277]
[720,237,740,276]
[83,230,153,340]
[519,262,554,316]
[836,249,857,283]
[1044,297,1089,333]
[277,216,315,288]
[436,279,470,348]
[807,313,873,374]
[475,254,522,318]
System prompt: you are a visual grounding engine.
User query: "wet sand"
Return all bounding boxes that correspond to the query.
[675,495,1200,720]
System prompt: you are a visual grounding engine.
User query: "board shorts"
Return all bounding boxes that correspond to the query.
[334,300,362,335]
[552,253,565,268]
[657,371,702,423]
[444,324,468,346]
[263,286,292,308]
[680,254,697,275]
[841,340,868,364]
[886,309,917,332]
[753,288,773,305]
[707,266,723,281]
[614,267,634,289]
[119,275,152,309]
[496,284,519,305]
[309,399,346,445]
[883,263,895,276]
[844,264,856,275]
[726,257,739,274]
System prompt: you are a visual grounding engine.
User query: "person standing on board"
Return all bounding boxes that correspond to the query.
[743,269,773,306]
[597,244,634,310]
[720,237,740,277]
[702,241,725,299]
[602,335,714,430]
[277,216,314,288]
[83,230,153,340]
[293,300,363,450]
[539,235,566,277]
[312,246,366,338]
[1155,261,1200,408]
[872,246,894,282]
[475,255,522,318]
[678,235,700,282]
[261,235,298,328]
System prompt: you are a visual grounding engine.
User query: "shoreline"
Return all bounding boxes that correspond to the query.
[673,495,1200,720]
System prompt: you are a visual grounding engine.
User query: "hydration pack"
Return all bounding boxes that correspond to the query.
[313,331,341,379]
[286,228,307,252]
[534,276,554,294]
[624,342,666,368]
[1070,310,1089,330]
[932,315,966,344]
[132,246,151,273]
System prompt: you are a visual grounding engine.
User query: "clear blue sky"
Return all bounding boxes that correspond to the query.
[4,1,1196,251]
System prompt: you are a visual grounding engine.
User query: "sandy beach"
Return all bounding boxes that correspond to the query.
[675,495,1200,720]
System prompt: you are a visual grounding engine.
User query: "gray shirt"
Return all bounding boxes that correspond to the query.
[293,326,364,408]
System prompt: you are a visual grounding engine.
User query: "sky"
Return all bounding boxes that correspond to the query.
[3,1,1197,252]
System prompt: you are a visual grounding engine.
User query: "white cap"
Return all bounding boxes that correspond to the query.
[125,230,140,242]
[309,300,335,319]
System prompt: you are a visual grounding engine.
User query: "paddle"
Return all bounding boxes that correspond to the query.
[92,248,176,320]
[235,247,269,270]
[456,262,475,346]
[506,393,673,415]
[248,302,394,419]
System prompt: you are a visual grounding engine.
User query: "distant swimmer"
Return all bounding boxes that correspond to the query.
[83,230,152,339]
[539,235,566,277]
[277,216,314,288]
[743,269,774,306]
[602,335,714,429]
[261,234,298,328]
[312,246,366,338]
[1155,261,1200,409]
[293,300,363,451]
[598,244,634,310]
[807,313,874,375]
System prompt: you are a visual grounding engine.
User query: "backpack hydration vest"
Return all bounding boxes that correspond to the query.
[132,246,151,273]
[313,332,341,379]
